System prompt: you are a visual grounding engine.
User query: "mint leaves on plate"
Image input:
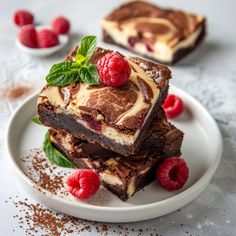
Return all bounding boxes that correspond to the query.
[32,116,42,125]
[43,132,74,168]
[46,35,99,86]
[32,119,74,167]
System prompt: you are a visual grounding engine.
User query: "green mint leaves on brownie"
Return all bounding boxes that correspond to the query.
[43,132,74,168]
[76,35,97,61]
[79,64,99,85]
[46,61,80,86]
[46,35,99,86]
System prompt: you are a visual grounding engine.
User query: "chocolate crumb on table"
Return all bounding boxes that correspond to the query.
[6,195,162,236]
[13,199,80,236]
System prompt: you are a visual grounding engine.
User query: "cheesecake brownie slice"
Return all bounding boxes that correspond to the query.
[49,108,183,160]
[49,120,183,201]
[37,47,171,156]
[102,1,206,64]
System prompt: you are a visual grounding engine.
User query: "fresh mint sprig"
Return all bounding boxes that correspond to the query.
[46,35,99,86]
[43,132,74,168]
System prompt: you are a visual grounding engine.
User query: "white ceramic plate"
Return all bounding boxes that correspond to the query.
[15,25,69,57]
[5,85,223,223]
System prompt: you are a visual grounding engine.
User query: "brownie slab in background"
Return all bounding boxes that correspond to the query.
[49,118,183,201]
[102,1,206,64]
[37,47,171,156]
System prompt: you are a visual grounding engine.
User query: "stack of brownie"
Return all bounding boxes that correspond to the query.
[37,47,184,201]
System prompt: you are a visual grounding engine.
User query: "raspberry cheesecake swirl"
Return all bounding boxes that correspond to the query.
[102,1,206,64]
[37,47,171,156]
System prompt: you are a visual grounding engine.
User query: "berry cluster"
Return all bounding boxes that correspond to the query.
[14,10,70,48]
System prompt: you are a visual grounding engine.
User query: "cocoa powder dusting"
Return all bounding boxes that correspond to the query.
[7,85,32,101]
[22,148,67,195]
[32,155,64,194]
[8,196,161,236]
[12,199,81,236]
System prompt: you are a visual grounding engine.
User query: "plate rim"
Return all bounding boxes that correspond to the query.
[5,85,223,213]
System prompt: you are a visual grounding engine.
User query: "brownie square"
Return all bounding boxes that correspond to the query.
[37,47,171,156]
[102,1,206,64]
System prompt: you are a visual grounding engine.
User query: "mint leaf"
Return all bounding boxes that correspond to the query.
[45,36,100,87]
[32,116,42,125]
[46,61,80,86]
[75,54,86,66]
[79,64,99,85]
[43,132,74,168]
[76,35,97,61]
[49,61,66,73]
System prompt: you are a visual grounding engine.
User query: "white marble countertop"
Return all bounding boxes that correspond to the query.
[0,0,236,235]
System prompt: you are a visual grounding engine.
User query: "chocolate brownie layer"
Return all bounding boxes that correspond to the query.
[38,47,171,156]
[49,109,183,160]
[49,122,183,201]
[102,1,206,64]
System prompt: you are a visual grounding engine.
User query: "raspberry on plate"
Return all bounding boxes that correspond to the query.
[18,24,38,48]
[97,52,131,87]
[13,9,34,27]
[67,169,100,199]
[162,94,184,118]
[37,29,59,48]
[51,16,70,35]
[156,157,189,190]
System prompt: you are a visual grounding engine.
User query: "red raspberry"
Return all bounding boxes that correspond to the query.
[162,94,184,118]
[13,9,34,27]
[18,24,38,48]
[51,16,70,35]
[97,52,131,87]
[156,157,189,190]
[67,170,100,199]
[37,29,59,48]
